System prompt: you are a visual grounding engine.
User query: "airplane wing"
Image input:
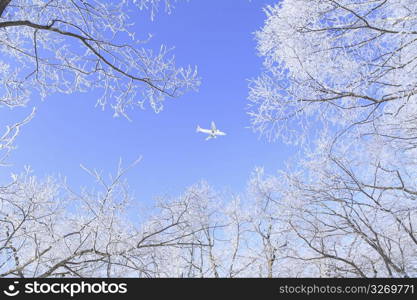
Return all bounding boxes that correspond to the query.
[211,121,217,131]
[205,135,213,141]
[196,125,212,135]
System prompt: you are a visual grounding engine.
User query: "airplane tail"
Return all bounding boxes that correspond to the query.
[196,125,202,133]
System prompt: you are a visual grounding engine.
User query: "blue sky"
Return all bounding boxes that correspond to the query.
[0,0,293,201]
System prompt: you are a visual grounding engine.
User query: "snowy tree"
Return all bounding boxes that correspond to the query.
[0,0,199,118]
[275,143,417,277]
[0,162,217,278]
[0,2,206,277]
[248,0,417,277]
[249,0,417,144]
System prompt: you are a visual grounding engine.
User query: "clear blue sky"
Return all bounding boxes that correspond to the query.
[0,0,293,201]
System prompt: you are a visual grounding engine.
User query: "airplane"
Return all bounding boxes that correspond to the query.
[196,121,226,141]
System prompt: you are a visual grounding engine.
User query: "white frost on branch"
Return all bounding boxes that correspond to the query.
[249,0,417,143]
[0,0,199,117]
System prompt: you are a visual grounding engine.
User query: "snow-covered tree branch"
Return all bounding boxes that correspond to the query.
[0,162,218,278]
[249,0,417,144]
[0,0,199,117]
[247,0,417,277]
